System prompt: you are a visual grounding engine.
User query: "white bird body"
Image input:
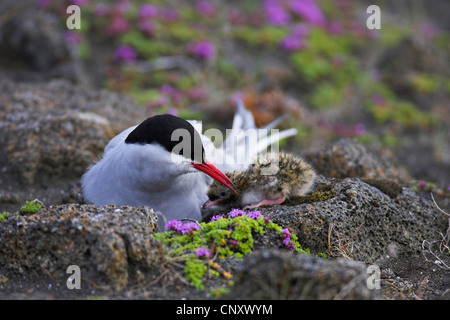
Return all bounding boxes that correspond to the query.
[82,136,210,225]
[81,101,297,230]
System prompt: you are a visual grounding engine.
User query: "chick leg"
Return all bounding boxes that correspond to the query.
[244,196,286,210]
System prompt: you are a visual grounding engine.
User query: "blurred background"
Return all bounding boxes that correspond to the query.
[0,0,449,199]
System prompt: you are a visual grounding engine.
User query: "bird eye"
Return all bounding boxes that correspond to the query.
[220,191,227,197]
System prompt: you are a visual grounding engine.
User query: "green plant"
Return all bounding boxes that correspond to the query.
[21,200,43,214]
[155,213,309,290]
[0,212,10,223]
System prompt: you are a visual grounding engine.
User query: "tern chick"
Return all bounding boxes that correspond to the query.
[203,152,316,211]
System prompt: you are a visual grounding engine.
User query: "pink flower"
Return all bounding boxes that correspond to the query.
[289,0,325,26]
[186,87,208,101]
[228,209,246,218]
[94,3,109,16]
[210,214,224,222]
[64,31,83,46]
[167,220,183,232]
[138,20,156,37]
[187,41,216,61]
[166,220,200,235]
[36,0,51,8]
[195,1,216,18]
[371,94,386,106]
[247,211,262,219]
[281,34,306,51]
[138,4,158,19]
[262,0,291,26]
[195,247,210,258]
[107,17,130,36]
[230,240,240,246]
[418,181,427,190]
[180,222,200,235]
[161,8,179,22]
[327,21,344,35]
[71,0,89,7]
[167,108,178,116]
[114,45,137,63]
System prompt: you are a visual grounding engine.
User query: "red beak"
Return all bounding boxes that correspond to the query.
[192,159,237,193]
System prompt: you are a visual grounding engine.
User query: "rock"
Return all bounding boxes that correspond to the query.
[259,176,448,263]
[303,138,411,180]
[0,204,160,291]
[0,0,88,84]
[0,78,146,186]
[231,250,380,300]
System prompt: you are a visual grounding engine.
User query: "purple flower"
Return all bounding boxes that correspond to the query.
[167,107,178,116]
[180,222,200,235]
[289,0,326,26]
[161,8,179,22]
[230,240,240,246]
[327,21,344,35]
[114,45,137,63]
[247,211,262,219]
[353,123,366,136]
[210,214,224,222]
[195,247,210,258]
[447,184,450,192]
[281,34,306,51]
[280,227,296,250]
[371,94,386,106]
[195,1,216,18]
[138,4,158,19]
[187,41,216,61]
[262,0,291,26]
[167,219,183,232]
[161,84,175,95]
[71,0,89,7]
[107,17,130,36]
[64,31,83,46]
[94,3,109,16]
[36,0,51,8]
[228,209,246,218]
[264,216,270,224]
[166,220,200,235]
[291,23,310,37]
[138,20,156,36]
[186,87,208,101]
[115,0,131,14]
[418,181,427,190]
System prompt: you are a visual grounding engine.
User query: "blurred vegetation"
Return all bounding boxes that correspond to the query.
[40,0,449,153]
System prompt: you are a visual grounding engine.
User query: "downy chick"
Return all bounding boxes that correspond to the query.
[203,152,316,211]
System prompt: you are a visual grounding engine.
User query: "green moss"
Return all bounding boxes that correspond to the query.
[0,212,10,223]
[185,259,208,290]
[21,200,43,214]
[284,187,336,206]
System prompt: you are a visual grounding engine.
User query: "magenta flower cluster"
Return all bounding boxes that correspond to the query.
[263,0,325,27]
[195,247,210,258]
[280,227,296,251]
[114,45,137,63]
[166,220,200,235]
[228,209,262,219]
[281,23,309,51]
[187,41,216,61]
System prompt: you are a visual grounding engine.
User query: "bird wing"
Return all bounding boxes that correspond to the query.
[217,99,297,171]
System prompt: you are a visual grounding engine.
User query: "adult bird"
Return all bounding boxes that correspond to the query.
[82,100,297,230]
[82,114,237,230]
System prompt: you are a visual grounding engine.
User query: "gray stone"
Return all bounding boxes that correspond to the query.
[0,204,160,291]
[231,250,381,300]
